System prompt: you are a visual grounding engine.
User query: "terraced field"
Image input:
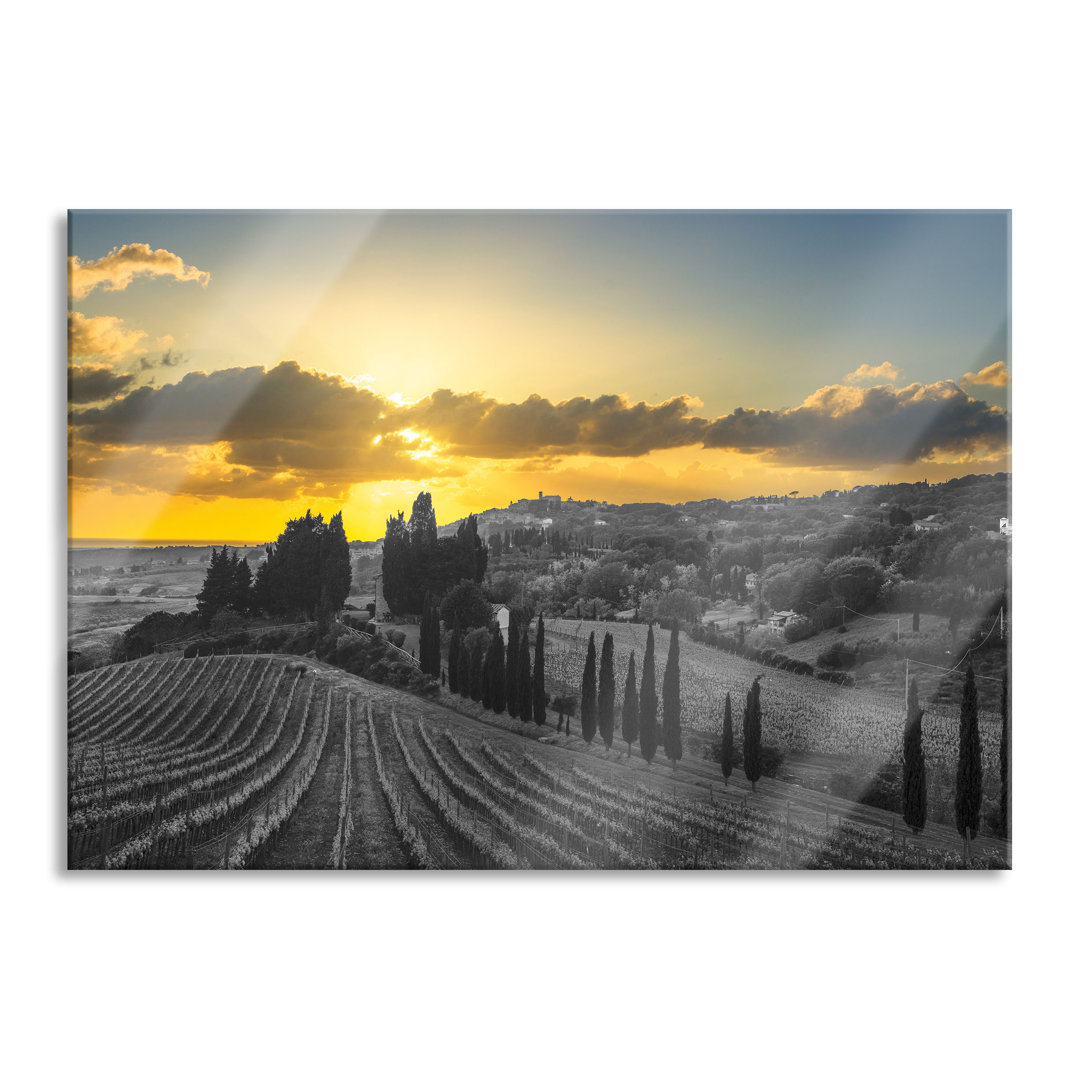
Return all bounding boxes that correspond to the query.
[67,654,1010,869]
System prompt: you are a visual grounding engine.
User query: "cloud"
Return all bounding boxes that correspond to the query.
[68,363,136,403]
[139,348,184,371]
[397,389,709,458]
[68,311,147,362]
[68,243,210,299]
[844,361,900,384]
[961,360,1009,388]
[68,361,461,500]
[700,380,1008,465]
[69,361,1011,501]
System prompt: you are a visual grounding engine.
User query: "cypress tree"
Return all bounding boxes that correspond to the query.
[481,635,496,710]
[902,677,927,835]
[621,651,639,757]
[506,619,520,718]
[955,664,982,849]
[456,637,470,698]
[418,595,434,676]
[598,632,615,749]
[1000,671,1009,838]
[743,676,763,792]
[639,624,658,763]
[532,613,546,724]
[469,642,483,702]
[719,692,734,785]
[662,621,682,767]
[430,600,443,677]
[418,598,429,673]
[580,632,597,743]
[518,630,532,723]
[489,633,506,714]
[448,617,462,694]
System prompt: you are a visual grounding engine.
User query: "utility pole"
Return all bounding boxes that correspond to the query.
[905,658,910,711]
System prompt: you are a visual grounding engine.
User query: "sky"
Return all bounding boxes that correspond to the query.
[68,210,1010,541]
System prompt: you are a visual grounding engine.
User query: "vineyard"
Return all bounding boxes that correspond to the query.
[542,618,1003,778]
[68,653,1008,869]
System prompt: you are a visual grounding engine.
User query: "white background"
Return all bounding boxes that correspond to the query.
[4,2,1077,1077]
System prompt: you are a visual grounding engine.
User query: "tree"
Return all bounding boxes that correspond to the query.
[743,676,763,792]
[719,692,734,785]
[517,630,532,723]
[506,620,520,718]
[319,511,352,612]
[233,555,254,615]
[456,514,488,582]
[196,546,233,623]
[662,620,682,767]
[408,491,438,549]
[439,580,493,631]
[419,594,442,678]
[448,617,462,694]
[381,512,410,615]
[598,632,616,749]
[902,678,927,835]
[456,638,471,698]
[621,651,639,757]
[580,632,597,743]
[469,641,484,702]
[257,511,346,619]
[1000,671,1009,838]
[532,612,546,724]
[487,632,507,713]
[639,624,658,763]
[955,665,983,853]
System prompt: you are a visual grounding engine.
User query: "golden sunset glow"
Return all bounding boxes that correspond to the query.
[68,212,1010,541]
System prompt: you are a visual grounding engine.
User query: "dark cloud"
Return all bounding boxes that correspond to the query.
[398,389,709,458]
[139,348,184,371]
[700,381,1009,465]
[68,364,136,404]
[69,361,1011,501]
[68,362,460,500]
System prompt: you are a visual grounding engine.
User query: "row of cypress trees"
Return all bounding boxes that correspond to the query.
[901,664,1009,847]
[711,678,763,790]
[579,622,684,766]
[447,612,548,724]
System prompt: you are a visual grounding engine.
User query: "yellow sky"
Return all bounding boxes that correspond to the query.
[67,212,1010,542]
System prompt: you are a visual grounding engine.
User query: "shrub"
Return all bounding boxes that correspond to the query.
[815,669,855,687]
[782,615,814,643]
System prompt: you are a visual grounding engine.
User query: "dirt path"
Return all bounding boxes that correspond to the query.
[344,700,411,869]
[257,683,343,870]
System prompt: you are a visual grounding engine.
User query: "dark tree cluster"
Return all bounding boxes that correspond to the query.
[450,611,547,725]
[196,545,255,623]
[250,510,351,623]
[382,493,488,616]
